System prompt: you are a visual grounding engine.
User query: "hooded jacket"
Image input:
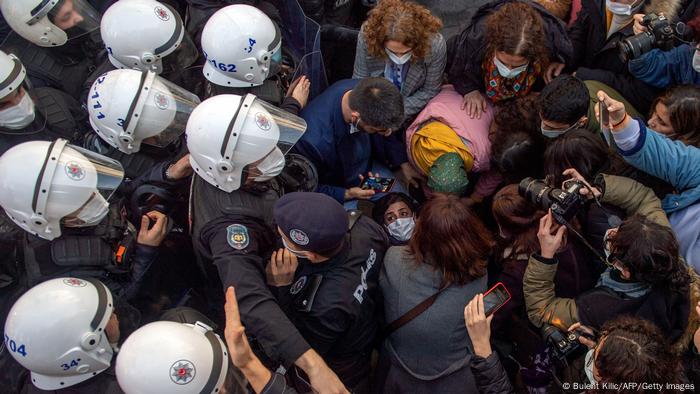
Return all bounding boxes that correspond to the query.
[447,0,573,96]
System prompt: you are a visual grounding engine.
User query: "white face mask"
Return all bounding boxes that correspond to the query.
[281,237,308,259]
[584,349,597,384]
[386,216,415,242]
[63,192,110,228]
[252,148,285,182]
[605,0,641,15]
[0,91,35,129]
[386,48,412,65]
[693,51,700,73]
[493,56,528,79]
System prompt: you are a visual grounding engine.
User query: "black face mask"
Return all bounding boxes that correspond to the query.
[53,27,89,59]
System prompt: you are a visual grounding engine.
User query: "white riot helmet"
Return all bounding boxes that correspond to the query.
[186,94,306,192]
[87,69,200,154]
[0,139,124,240]
[0,49,36,130]
[116,321,229,394]
[4,277,115,390]
[0,0,101,47]
[101,0,198,74]
[201,4,282,88]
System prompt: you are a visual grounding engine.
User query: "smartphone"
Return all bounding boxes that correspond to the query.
[483,282,511,316]
[360,176,395,193]
[598,101,610,129]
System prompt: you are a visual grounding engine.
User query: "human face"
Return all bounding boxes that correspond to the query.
[53,0,85,30]
[385,40,412,57]
[353,114,393,136]
[587,336,608,383]
[383,201,413,225]
[0,87,27,111]
[648,102,675,137]
[495,51,528,69]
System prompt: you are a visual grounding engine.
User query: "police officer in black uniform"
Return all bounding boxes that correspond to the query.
[269,192,388,393]
[0,0,105,100]
[186,93,349,393]
[0,50,91,156]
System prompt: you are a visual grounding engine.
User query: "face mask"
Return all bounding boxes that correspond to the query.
[252,148,285,182]
[693,51,700,73]
[350,117,361,134]
[386,217,415,242]
[494,56,528,79]
[386,49,412,65]
[0,91,36,129]
[63,192,110,228]
[584,349,597,384]
[541,121,580,138]
[605,0,639,15]
[281,237,308,259]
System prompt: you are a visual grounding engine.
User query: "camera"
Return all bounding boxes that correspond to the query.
[542,325,583,361]
[518,178,586,224]
[618,13,692,61]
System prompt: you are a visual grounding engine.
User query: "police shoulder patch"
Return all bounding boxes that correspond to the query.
[226,224,249,250]
[290,276,307,295]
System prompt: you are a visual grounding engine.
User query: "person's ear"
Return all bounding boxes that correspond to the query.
[579,116,588,126]
[351,111,360,122]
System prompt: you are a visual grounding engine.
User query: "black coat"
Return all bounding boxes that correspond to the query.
[447,0,573,96]
[566,0,685,113]
[470,353,515,394]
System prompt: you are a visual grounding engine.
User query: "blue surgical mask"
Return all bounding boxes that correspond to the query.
[541,121,579,138]
[494,56,528,79]
[386,217,415,242]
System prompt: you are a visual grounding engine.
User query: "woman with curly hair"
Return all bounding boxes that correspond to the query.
[448,0,572,119]
[353,0,446,119]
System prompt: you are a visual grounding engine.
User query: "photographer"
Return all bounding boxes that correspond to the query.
[523,172,695,347]
[628,12,700,87]
[599,90,700,270]
[571,316,685,391]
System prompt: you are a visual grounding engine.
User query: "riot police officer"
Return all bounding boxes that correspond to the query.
[186,93,348,394]
[0,50,91,156]
[0,139,174,304]
[0,0,105,100]
[269,192,388,392]
[85,68,199,181]
[200,4,311,114]
[83,0,202,99]
[116,320,230,393]
[4,277,123,393]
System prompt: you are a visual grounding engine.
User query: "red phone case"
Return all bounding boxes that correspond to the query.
[484,282,512,315]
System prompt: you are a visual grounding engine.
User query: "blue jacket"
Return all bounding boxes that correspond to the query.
[628,45,700,89]
[615,119,700,213]
[294,79,408,202]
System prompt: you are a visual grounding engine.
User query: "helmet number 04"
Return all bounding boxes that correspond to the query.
[4,334,27,357]
[202,51,237,73]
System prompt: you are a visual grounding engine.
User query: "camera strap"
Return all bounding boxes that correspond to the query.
[560,220,607,265]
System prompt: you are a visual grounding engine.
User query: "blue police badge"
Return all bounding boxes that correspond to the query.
[227,224,249,250]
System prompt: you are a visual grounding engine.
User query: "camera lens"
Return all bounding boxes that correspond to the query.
[618,31,655,61]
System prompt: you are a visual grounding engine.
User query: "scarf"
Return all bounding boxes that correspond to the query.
[484,60,541,103]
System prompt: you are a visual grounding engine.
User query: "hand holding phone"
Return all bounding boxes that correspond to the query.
[360,176,396,193]
[483,282,511,316]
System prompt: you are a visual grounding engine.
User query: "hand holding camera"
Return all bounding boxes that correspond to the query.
[537,210,567,259]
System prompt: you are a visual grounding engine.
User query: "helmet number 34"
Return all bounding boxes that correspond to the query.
[4,333,28,357]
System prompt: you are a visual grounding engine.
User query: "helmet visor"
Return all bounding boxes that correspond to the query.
[239,97,306,180]
[137,75,201,148]
[161,31,199,74]
[59,145,124,227]
[47,0,101,41]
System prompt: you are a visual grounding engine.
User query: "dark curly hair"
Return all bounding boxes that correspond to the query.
[490,94,545,183]
[485,2,551,69]
[610,214,691,294]
[592,316,683,392]
[362,0,442,61]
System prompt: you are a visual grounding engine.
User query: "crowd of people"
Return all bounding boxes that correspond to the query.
[0,0,699,393]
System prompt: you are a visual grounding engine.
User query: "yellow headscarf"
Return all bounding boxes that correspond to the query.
[411,120,474,175]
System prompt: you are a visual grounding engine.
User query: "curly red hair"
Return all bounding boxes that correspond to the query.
[485,2,551,69]
[363,0,442,61]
